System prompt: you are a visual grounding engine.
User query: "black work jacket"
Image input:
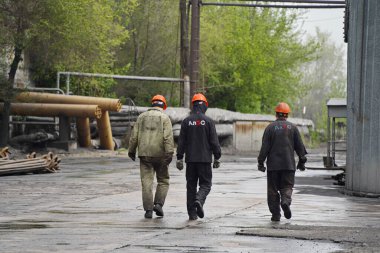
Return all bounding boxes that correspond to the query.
[258,118,307,171]
[176,111,221,163]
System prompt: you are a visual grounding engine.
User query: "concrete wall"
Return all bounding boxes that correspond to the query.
[128,106,313,151]
[232,120,311,152]
[346,0,380,195]
[1,50,33,88]
[233,121,269,152]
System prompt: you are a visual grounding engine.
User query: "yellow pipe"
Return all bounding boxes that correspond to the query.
[16,92,122,112]
[96,110,114,150]
[76,118,92,148]
[0,103,102,119]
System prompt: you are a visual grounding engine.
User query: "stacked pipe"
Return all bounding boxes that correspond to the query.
[15,92,122,111]
[109,111,139,137]
[0,147,11,159]
[12,92,122,150]
[0,151,61,176]
[0,103,102,119]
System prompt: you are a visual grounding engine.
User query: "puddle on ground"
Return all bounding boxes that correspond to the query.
[47,209,121,215]
[0,222,48,230]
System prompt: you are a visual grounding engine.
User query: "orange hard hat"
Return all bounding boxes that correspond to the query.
[151,94,167,110]
[191,93,208,107]
[275,102,291,114]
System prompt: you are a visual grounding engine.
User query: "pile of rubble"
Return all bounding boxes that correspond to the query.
[0,147,61,176]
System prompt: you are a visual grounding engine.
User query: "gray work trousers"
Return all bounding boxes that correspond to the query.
[267,170,295,217]
[139,156,170,211]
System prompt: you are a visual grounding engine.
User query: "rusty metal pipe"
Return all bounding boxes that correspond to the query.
[76,118,92,148]
[16,92,122,112]
[0,103,102,119]
[0,161,47,170]
[96,110,114,150]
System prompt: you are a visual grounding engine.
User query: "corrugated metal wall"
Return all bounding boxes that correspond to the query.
[347,0,380,195]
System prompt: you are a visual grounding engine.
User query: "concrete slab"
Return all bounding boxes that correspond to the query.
[0,151,379,252]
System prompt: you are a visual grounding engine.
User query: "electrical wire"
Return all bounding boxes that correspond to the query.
[303,17,343,22]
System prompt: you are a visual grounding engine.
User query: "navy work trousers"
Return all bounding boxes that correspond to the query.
[185,162,212,217]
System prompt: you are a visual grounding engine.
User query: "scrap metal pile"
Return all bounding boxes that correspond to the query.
[0,147,61,176]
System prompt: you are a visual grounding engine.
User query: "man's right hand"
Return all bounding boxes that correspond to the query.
[165,153,173,165]
[297,162,306,171]
[176,159,184,171]
[258,163,266,172]
[128,152,136,161]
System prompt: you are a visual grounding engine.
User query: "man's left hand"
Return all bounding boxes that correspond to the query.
[213,159,220,168]
[258,163,266,172]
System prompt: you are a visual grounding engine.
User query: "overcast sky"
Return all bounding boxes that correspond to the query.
[296,8,347,49]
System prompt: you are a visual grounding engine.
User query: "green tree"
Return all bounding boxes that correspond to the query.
[293,29,347,133]
[115,0,181,106]
[0,0,47,146]
[0,0,137,145]
[200,6,316,113]
[29,0,136,96]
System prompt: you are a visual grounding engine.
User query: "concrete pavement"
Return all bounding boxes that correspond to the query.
[0,150,379,252]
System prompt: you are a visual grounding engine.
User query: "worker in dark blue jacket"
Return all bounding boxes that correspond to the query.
[258,102,307,222]
[176,93,221,220]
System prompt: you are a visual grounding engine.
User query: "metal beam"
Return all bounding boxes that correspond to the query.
[57,72,185,95]
[57,72,184,83]
[180,0,190,107]
[201,3,346,8]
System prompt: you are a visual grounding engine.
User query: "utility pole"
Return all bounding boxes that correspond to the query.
[0,78,14,147]
[0,87,10,147]
[189,0,200,104]
[180,0,190,108]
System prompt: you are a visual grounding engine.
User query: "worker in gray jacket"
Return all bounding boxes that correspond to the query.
[257,102,307,222]
[128,95,174,219]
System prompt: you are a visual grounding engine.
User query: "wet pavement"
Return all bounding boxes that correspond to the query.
[0,150,379,253]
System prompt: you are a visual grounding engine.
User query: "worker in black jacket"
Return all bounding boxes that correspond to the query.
[176,93,221,220]
[258,102,307,222]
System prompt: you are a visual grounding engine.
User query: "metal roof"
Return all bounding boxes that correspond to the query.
[326,98,347,107]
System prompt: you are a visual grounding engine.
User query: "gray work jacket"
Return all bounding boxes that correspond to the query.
[258,118,307,171]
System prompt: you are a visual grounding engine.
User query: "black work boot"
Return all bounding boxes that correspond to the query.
[194,200,204,218]
[153,204,164,217]
[281,203,292,219]
[188,209,198,221]
[144,210,153,219]
[189,214,198,220]
[271,215,281,222]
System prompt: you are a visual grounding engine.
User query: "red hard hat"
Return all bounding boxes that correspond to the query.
[151,94,167,110]
[191,93,208,107]
[275,102,291,114]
